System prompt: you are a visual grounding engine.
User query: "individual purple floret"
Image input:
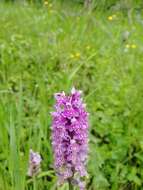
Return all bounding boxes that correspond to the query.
[51,87,89,189]
[28,149,42,177]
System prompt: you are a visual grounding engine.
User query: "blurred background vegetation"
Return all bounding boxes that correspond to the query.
[2,0,143,9]
[0,0,143,190]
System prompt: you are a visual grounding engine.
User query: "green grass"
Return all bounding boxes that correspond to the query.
[0,1,143,190]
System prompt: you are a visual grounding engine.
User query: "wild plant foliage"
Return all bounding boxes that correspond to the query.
[0,1,143,190]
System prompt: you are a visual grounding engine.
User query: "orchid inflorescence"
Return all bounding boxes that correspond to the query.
[28,149,42,177]
[51,87,89,190]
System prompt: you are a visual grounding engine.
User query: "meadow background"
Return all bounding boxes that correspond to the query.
[0,0,143,189]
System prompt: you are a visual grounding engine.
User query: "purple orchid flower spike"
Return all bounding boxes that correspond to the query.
[28,149,42,177]
[51,87,89,190]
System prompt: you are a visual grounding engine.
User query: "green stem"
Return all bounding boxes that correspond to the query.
[33,176,37,190]
[68,179,73,190]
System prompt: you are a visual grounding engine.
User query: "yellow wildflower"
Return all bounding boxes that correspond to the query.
[75,52,80,59]
[131,44,136,49]
[70,52,81,59]
[44,1,48,5]
[108,16,113,21]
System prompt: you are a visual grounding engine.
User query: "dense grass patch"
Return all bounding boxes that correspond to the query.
[0,2,143,190]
